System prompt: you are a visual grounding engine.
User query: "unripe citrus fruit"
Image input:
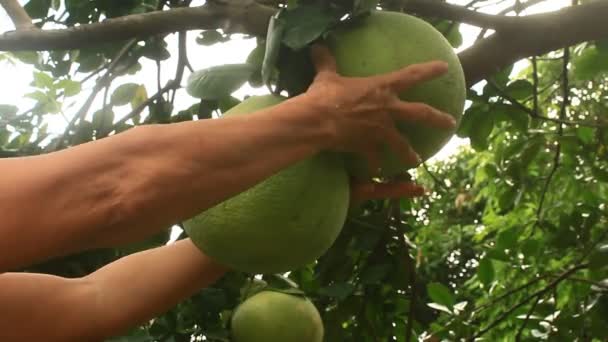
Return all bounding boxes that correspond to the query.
[327,10,467,177]
[231,291,324,342]
[184,95,350,274]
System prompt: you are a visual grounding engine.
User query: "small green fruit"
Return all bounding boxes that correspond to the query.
[231,291,324,342]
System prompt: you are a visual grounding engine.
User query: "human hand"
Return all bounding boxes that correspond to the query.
[350,180,426,207]
[304,44,456,175]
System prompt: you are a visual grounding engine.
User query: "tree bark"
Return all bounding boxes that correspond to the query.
[0,0,606,86]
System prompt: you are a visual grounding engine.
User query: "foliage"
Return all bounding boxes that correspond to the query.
[2,0,607,341]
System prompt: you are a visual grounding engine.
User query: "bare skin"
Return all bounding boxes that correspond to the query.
[0,45,455,341]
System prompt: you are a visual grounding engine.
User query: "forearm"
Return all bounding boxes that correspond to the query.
[0,94,330,271]
[84,239,228,339]
[0,240,227,341]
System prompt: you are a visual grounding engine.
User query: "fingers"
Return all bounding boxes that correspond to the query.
[359,145,382,178]
[380,127,420,166]
[390,101,457,130]
[351,181,426,203]
[382,61,449,92]
[310,44,337,74]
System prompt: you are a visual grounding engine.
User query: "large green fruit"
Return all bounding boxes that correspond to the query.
[231,291,324,342]
[184,95,350,274]
[327,10,467,177]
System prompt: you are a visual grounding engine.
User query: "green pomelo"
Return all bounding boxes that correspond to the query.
[184,94,350,274]
[327,10,467,177]
[231,291,324,342]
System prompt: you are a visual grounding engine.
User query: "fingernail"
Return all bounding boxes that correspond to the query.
[449,116,457,126]
[413,153,422,165]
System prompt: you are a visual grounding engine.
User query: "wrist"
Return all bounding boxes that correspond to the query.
[282,93,336,151]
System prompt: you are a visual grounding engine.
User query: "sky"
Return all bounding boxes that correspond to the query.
[0,0,570,162]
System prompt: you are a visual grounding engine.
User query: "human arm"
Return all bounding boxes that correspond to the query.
[0,45,455,272]
[0,238,228,342]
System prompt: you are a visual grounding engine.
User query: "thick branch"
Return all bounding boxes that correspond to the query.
[0,0,605,93]
[403,0,518,31]
[0,1,275,51]
[0,0,34,30]
[460,0,608,86]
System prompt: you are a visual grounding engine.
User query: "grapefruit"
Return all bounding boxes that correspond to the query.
[327,10,467,177]
[231,290,324,342]
[184,94,350,274]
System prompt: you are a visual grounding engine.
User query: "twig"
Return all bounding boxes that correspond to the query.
[0,0,35,30]
[474,274,548,313]
[487,80,605,128]
[532,56,539,116]
[403,0,519,31]
[171,30,189,105]
[535,47,569,225]
[471,263,588,340]
[54,39,137,150]
[514,293,543,341]
[388,197,417,342]
[0,2,277,51]
[475,0,547,40]
[110,80,179,131]
[565,277,608,291]
[421,163,449,192]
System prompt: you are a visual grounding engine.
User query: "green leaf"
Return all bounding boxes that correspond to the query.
[0,104,18,117]
[505,79,534,100]
[573,46,608,81]
[576,126,595,144]
[427,282,455,309]
[11,51,40,65]
[262,12,286,89]
[111,83,141,106]
[281,5,336,50]
[56,79,81,97]
[319,282,355,301]
[459,105,494,151]
[353,0,379,15]
[496,227,519,250]
[24,90,48,102]
[246,44,266,88]
[33,71,54,89]
[477,257,494,287]
[360,264,391,284]
[486,248,510,262]
[92,108,114,133]
[186,64,254,100]
[436,21,463,48]
[276,45,315,96]
[589,244,608,271]
[24,0,51,19]
[196,30,227,46]
[492,103,529,132]
[522,239,541,258]
[218,96,241,113]
[427,302,453,314]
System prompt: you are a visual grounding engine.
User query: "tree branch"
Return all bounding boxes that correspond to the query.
[0,1,275,51]
[402,0,518,31]
[0,0,35,30]
[54,39,138,150]
[487,77,606,129]
[475,0,547,40]
[0,0,605,98]
[535,47,569,225]
[110,80,180,132]
[514,293,543,341]
[472,263,588,339]
[460,1,608,86]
